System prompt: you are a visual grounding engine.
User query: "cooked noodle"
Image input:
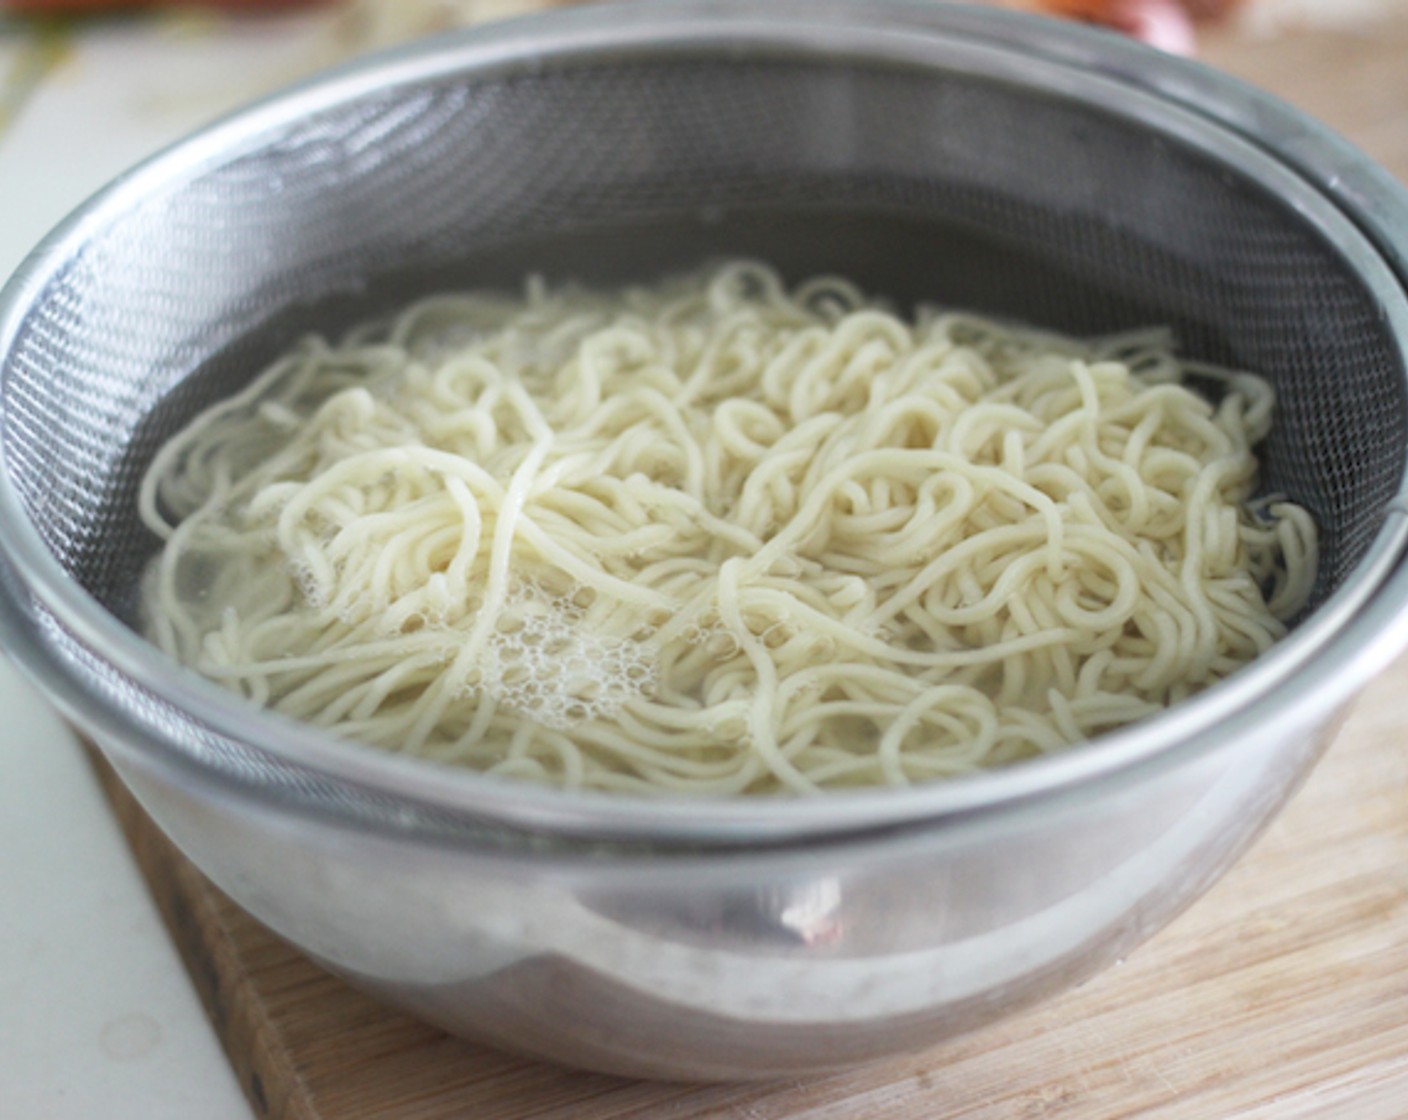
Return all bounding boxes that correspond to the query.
[138,261,1317,795]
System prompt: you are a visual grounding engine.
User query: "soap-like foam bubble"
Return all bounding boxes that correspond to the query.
[473,584,659,730]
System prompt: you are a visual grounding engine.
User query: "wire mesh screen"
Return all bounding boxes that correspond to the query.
[1,48,1405,814]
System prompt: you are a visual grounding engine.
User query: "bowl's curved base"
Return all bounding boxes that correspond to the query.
[100,710,1337,1081]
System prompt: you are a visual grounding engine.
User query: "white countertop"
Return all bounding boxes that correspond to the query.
[0,13,341,1117]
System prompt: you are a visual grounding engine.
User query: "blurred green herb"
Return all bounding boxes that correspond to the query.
[0,18,72,136]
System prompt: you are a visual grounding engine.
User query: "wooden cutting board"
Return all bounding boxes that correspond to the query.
[96,11,1408,1119]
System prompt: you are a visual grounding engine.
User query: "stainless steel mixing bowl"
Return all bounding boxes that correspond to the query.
[4,0,1408,1081]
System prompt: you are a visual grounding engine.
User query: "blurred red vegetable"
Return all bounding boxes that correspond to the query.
[1035,0,1244,53]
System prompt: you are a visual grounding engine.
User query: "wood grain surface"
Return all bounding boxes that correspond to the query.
[97,10,1408,1120]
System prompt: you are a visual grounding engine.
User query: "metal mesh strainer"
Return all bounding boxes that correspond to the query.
[3,0,1408,845]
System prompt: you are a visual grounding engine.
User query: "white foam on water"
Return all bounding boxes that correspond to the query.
[474,585,660,730]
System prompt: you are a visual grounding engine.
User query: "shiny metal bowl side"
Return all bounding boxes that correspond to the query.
[2,555,1352,1076]
[113,689,1339,1079]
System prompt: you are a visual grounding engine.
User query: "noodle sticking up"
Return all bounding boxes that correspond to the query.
[139,261,1318,795]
